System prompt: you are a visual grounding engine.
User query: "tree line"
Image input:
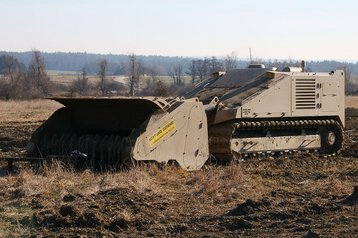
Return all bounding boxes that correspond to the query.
[2,51,358,75]
[0,51,357,99]
[0,51,52,99]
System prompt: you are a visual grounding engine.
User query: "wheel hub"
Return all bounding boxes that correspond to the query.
[327,131,336,145]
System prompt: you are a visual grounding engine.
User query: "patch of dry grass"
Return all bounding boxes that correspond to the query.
[186,164,266,203]
[0,162,264,209]
[299,177,354,196]
[0,99,61,123]
[7,164,158,202]
[0,162,266,238]
[346,96,358,108]
[0,164,163,237]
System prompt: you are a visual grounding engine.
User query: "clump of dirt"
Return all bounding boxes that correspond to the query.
[62,194,77,202]
[220,218,254,231]
[108,217,129,232]
[339,186,358,205]
[220,187,357,237]
[303,230,320,238]
[34,188,171,236]
[226,198,271,216]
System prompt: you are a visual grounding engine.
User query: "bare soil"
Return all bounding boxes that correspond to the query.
[0,99,357,238]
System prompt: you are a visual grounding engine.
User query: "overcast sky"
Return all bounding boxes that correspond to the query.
[1,0,357,61]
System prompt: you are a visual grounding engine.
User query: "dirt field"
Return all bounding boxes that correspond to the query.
[346,96,358,108]
[0,98,357,237]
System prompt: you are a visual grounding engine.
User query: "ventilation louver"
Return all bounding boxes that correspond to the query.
[295,79,316,109]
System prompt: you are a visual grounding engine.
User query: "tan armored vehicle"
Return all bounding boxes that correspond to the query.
[27,66,345,171]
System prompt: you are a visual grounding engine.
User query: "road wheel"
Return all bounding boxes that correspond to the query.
[320,124,343,154]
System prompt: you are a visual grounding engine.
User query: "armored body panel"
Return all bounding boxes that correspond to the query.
[186,69,345,161]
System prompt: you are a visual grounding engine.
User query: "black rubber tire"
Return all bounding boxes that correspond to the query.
[320,124,343,154]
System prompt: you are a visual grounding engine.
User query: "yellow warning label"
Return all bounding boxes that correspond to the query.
[148,120,176,146]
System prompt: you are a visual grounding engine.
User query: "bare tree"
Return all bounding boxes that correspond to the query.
[128,54,141,96]
[9,65,24,99]
[98,59,108,96]
[209,56,223,73]
[27,50,51,97]
[73,68,89,95]
[187,57,221,84]
[225,52,238,71]
[197,58,210,81]
[0,55,27,99]
[153,80,171,96]
[168,68,175,84]
[188,60,197,84]
[174,65,183,85]
[342,65,358,94]
[4,56,15,82]
[147,66,160,84]
[169,64,183,85]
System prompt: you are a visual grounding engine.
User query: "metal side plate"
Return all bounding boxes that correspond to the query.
[231,135,321,153]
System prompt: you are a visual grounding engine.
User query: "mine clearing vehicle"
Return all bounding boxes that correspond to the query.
[22,65,345,171]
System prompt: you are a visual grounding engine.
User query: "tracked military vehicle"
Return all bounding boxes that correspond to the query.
[27,66,345,171]
[185,67,345,163]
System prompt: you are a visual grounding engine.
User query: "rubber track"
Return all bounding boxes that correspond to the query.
[209,119,342,162]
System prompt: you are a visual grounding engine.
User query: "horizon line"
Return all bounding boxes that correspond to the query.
[1,49,357,63]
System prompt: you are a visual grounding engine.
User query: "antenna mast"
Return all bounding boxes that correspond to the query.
[249,48,252,63]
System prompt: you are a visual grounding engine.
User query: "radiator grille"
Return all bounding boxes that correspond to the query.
[295,79,316,109]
